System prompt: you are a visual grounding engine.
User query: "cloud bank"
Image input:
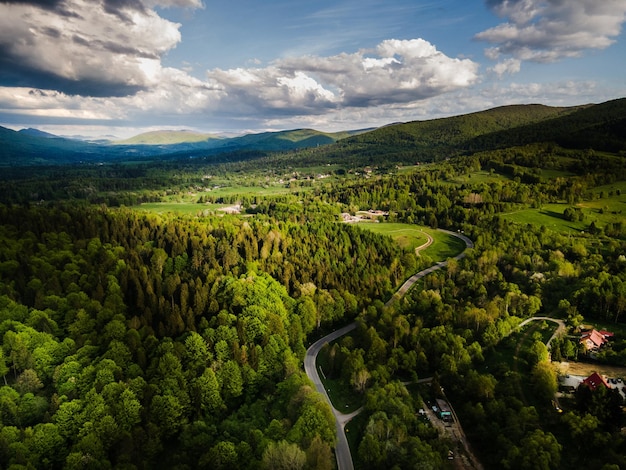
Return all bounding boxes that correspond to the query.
[0,0,186,96]
[0,0,479,130]
[1,0,623,135]
[477,0,626,64]
[206,39,479,116]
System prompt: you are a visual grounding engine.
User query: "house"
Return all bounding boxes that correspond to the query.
[580,329,613,352]
[581,372,609,391]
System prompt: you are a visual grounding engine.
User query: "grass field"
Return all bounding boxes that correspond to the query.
[451,170,510,185]
[355,223,430,251]
[501,204,586,233]
[502,203,625,234]
[134,182,300,214]
[500,180,626,233]
[422,229,467,260]
[578,180,626,225]
[356,223,468,260]
[204,184,295,198]
[136,202,210,215]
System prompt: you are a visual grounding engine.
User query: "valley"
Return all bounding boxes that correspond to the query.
[0,98,626,469]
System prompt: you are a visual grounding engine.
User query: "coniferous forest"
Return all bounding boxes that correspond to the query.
[1,100,626,469]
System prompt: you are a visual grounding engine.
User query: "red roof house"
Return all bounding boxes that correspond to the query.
[581,372,609,391]
[580,329,612,351]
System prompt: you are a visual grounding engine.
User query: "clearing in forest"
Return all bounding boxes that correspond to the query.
[356,223,429,252]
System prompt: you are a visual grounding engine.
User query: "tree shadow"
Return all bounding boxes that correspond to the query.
[539,209,567,221]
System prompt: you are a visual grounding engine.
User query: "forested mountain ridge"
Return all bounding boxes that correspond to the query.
[0,126,89,165]
[314,98,626,165]
[466,97,626,153]
[2,98,624,167]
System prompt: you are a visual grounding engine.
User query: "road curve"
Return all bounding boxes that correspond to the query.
[304,228,473,470]
[387,229,474,306]
[516,316,566,349]
[415,230,434,254]
[304,323,357,470]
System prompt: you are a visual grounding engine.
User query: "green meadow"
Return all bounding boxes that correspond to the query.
[502,185,626,234]
[355,223,430,251]
[356,223,467,259]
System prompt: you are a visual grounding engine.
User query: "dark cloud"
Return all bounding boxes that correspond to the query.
[97,40,159,59]
[104,0,144,13]
[41,27,62,38]
[0,0,64,9]
[0,0,81,18]
[0,51,144,97]
[70,34,159,59]
[0,0,145,21]
[102,0,146,22]
[0,0,183,98]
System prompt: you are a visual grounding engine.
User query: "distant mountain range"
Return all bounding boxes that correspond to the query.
[0,126,371,166]
[1,97,625,166]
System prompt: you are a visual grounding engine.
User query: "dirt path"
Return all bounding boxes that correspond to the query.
[415,230,434,254]
[386,229,473,306]
[556,361,626,378]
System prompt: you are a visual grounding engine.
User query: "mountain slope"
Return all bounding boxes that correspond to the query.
[0,126,356,165]
[0,126,92,165]
[316,99,626,166]
[18,128,62,139]
[326,103,587,163]
[114,130,222,145]
[466,97,626,153]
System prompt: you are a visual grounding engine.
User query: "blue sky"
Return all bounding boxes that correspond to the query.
[0,0,625,138]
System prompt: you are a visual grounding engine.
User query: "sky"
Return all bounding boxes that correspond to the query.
[1,0,626,139]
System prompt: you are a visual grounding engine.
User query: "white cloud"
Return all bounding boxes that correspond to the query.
[477,0,626,63]
[0,0,184,95]
[0,36,480,134]
[489,58,522,77]
[207,38,479,112]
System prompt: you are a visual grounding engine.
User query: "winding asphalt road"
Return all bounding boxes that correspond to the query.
[387,229,474,306]
[303,323,358,470]
[304,228,474,470]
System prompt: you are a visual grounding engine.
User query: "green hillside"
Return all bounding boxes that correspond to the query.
[114,130,221,145]
[220,128,361,151]
[322,103,586,164]
[466,97,626,153]
[0,125,92,165]
[362,103,580,146]
[306,98,626,167]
